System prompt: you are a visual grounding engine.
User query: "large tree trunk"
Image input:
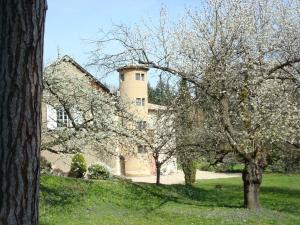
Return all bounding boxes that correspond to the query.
[0,1,47,225]
[242,162,263,209]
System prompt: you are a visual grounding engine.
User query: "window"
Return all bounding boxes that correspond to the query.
[137,121,147,130]
[136,98,141,105]
[57,108,69,127]
[137,145,147,153]
[120,73,124,82]
[135,73,141,80]
[135,73,145,81]
[136,98,145,106]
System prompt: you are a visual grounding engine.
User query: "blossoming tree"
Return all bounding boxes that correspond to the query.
[90,0,300,209]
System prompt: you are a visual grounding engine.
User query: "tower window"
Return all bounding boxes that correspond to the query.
[135,73,140,80]
[136,98,145,106]
[135,73,145,81]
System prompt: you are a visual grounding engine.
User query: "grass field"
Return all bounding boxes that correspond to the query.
[40,173,300,225]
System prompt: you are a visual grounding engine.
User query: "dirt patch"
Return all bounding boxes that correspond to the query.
[127,170,241,185]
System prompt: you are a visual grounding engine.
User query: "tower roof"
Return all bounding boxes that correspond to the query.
[117,64,149,72]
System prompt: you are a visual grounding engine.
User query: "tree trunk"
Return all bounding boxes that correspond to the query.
[182,160,196,186]
[242,162,263,209]
[156,164,161,185]
[0,1,47,225]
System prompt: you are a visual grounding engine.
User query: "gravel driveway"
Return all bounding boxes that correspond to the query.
[127,170,241,185]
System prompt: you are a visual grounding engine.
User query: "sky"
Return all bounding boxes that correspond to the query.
[44,0,201,87]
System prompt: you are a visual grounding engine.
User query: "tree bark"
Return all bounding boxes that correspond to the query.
[0,1,47,225]
[182,160,196,186]
[156,164,161,185]
[242,162,263,209]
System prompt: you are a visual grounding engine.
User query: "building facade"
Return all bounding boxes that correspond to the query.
[42,55,177,176]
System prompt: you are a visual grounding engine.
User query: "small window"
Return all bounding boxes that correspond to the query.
[136,98,141,106]
[137,121,147,130]
[136,98,145,106]
[135,73,141,80]
[141,74,145,81]
[120,74,125,81]
[57,108,69,127]
[138,145,147,153]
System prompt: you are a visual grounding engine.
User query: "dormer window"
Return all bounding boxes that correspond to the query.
[135,73,145,81]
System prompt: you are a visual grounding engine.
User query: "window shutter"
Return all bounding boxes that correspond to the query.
[47,105,57,129]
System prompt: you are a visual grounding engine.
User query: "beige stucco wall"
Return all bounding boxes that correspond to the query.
[119,67,149,120]
[118,66,154,176]
[41,144,119,174]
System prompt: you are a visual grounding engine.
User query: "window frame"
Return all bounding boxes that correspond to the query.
[135,73,141,80]
[57,107,70,127]
[135,98,145,106]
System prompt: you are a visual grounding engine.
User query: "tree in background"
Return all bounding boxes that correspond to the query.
[176,78,199,185]
[90,1,300,209]
[148,76,174,105]
[0,1,47,224]
[129,101,177,185]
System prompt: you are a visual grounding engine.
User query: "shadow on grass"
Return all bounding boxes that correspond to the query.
[40,175,300,217]
[128,181,299,215]
[128,182,243,213]
[40,177,88,209]
[260,186,300,215]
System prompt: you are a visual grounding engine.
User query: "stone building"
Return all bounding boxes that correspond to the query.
[41,55,177,176]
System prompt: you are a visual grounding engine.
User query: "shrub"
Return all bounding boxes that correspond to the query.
[40,156,52,174]
[69,154,87,178]
[197,161,214,172]
[88,163,111,180]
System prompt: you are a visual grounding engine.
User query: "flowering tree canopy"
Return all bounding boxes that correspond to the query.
[90,0,300,209]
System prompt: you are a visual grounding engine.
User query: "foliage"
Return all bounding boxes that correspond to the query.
[87,163,111,180]
[90,0,300,208]
[68,154,87,178]
[148,78,174,105]
[176,78,201,185]
[267,144,300,173]
[40,174,300,225]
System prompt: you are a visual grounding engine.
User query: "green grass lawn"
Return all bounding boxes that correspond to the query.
[40,174,300,225]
